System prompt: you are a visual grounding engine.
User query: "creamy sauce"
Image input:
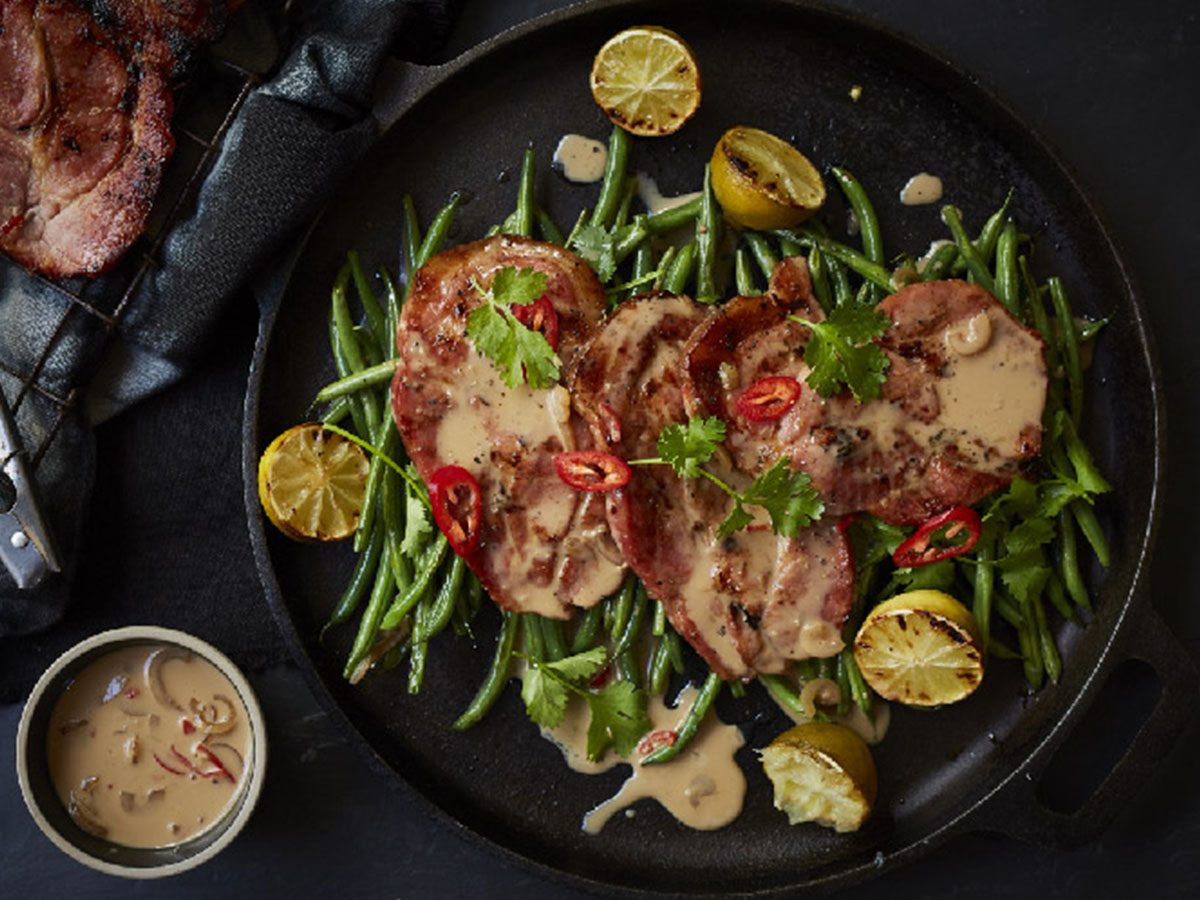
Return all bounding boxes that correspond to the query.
[553,134,608,183]
[769,678,893,746]
[636,172,702,218]
[900,173,944,206]
[45,645,250,849]
[539,685,746,834]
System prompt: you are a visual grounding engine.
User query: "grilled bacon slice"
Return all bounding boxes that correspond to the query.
[391,236,626,620]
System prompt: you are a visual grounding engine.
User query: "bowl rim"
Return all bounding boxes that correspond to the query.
[15,625,269,879]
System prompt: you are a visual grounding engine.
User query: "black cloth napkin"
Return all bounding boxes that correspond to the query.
[0,0,464,695]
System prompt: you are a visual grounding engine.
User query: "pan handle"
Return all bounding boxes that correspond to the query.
[961,608,1198,849]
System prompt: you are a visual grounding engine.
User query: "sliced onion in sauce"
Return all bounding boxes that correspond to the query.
[143,646,193,711]
[798,677,842,718]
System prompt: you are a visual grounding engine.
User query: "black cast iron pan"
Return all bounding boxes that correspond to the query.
[243,1,1197,894]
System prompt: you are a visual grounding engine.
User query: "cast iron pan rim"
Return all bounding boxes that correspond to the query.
[243,2,1167,896]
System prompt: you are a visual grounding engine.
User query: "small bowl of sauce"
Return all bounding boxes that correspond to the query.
[16,626,267,878]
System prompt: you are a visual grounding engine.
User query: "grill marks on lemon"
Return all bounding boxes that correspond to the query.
[258,424,369,542]
[852,590,985,707]
[590,26,701,136]
[761,722,878,833]
[710,126,826,230]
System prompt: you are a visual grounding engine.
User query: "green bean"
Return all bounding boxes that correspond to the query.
[727,680,746,699]
[632,219,653,281]
[423,554,467,639]
[1071,499,1110,568]
[609,576,636,642]
[510,148,537,237]
[808,244,833,313]
[971,529,995,649]
[522,614,546,662]
[835,653,852,715]
[920,242,959,281]
[329,276,372,438]
[535,205,565,245]
[996,594,1024,629]
[615,647,639,687]
[816,655,834,681]
[643,671,722,765]
[1048,277,1084,424]
[994,222,1021,317]
[453,611,519,730]
[592,126,630,230]
[652,600,666,637]
[612,581,649,659]
[1032,593,1061,684]
[1076,317,1109,342]
[1019,256,1059,377]
[744,231,780,279]
[782,227,894,293]
[1061,415,1111,494]
[564,208,589,248]
[644,196,701,234]
[648,637,672,695]
[735,248,757,296]
[664,628,685,674]
[1017,595,1044,690]
[325,524,385,631]
[778,234,802,258]
[653,245,676,290]
[825,253,853,307]
[348,250,388,354]
[353,422,398,554]
[987,637,1021,660]
[407,593,433,694]
[613,176,637,230]
[843,650,872,714]
[416,193,461,271]
[1045,568,1076,624]
[321,395,351,427]
[663,241,697,294]
[831,167,883,266]
[343,541,396,678]
[952,193,1012,276]
[331,275,380,433]
[794,659,818,682]
[401,195,421,278]
[314,360,397,404]
[381,534,449,629]
[696,164,721,303]
[570,603,605,653]
[1057,508,1091,612]
[539,616,568,663]
[760,673,807,717]
[379,266,401,354]
[940,206,995,293]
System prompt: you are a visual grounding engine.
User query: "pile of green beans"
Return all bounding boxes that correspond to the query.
[312,125,1110,767]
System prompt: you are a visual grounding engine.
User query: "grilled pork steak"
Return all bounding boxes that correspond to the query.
[391,236,626,620]
[683,272,1048,526]
[0,0,241,278]
[571,295,854,680]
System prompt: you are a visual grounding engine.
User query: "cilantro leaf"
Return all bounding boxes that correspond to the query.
[888,558,957,594]
[716,501,755,539]
[998,547,1051,604]
[399,465,432,560]
[739,457,824,538]
[570,224,617,283]
[656,416,726,479]
[586,681,651,760]
[543,646,607,685]
[465,267,561,389]
[791,305,891,404]
[521,664,568,730]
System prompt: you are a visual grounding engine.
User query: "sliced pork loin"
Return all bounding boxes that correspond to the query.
[683,267,1048,526]
[0,0,244,278]
[571,294,854,681]
[391,235,626,620]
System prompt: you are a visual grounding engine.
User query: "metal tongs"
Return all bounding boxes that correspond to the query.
[0,387,60,588]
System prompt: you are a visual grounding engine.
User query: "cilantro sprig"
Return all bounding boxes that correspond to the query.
[518,646,650,760]
[465,266,561,389]
[789,305,892,404]
[631,416,824,538]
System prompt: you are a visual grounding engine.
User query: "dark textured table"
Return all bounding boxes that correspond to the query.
[4,1,1199,897]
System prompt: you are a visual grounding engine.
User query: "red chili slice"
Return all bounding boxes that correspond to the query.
[735,376,802,421]
[511,296,559,351]
[637,729,678,756]
[892,506,983,567]
[429,465,483,557]
[553,451,631,492]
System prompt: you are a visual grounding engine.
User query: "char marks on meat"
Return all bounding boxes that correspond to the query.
[0,0,242,277]
[572,294,854,680]
[391,235,626,620]
[684,272,1048,526]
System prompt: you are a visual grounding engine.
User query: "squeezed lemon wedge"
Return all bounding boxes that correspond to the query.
[852,589,985,707]
[761,721,878,832]
[710,126,825,229]
[590,26,701,136]
[257,423,369,542]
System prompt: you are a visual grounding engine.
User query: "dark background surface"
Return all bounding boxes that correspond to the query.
[3,0,1199,897]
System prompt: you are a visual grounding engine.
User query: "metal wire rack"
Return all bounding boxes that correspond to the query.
[0,19,279,473]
